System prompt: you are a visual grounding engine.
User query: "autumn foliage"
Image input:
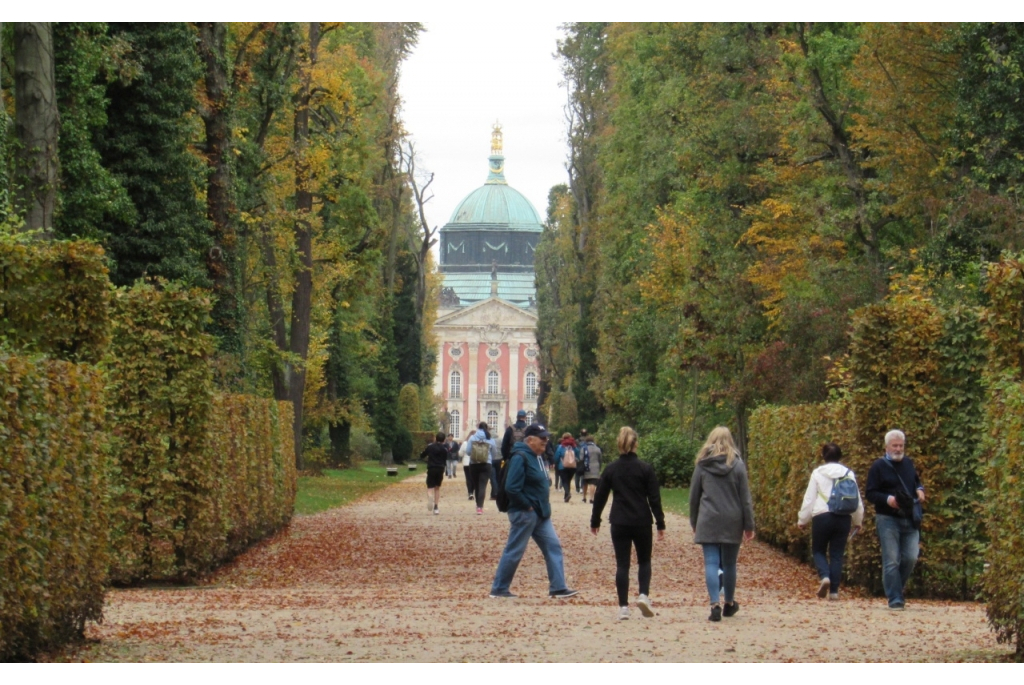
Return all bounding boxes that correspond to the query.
[0,353,109,661]
[0,237,111,364]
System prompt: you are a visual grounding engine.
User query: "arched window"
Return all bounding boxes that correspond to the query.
[449,369,461,398]
[524,371,537,398]
[487,410,499,433]
[487,370,500,395]
[526,411,535,425]
[449,410,460,439]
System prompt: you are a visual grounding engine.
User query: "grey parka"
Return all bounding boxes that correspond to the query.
[689,454,756,544]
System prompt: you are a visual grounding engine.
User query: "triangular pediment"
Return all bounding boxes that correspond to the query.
[436,297,537,330]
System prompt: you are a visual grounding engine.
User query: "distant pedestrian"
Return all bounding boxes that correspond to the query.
[445,433,459,479]
[579,433,603,504]
[590,427,665,620]
[461,430,475,500]
[574,429,589,494]
[420,432,449,515]
[466,422,500,514]
[865,429,925,611]
[489,423,579,600]
[554,433,579,503]
[501,410,529,463]
[689,426,755,622]
[797,443,864,599]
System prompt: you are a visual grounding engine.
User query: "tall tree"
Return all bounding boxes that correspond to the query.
[13,22,58,233]
[98,22,211,285]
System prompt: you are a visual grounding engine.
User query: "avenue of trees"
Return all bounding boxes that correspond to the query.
[1,22,440,469]
[538,22,1024,452]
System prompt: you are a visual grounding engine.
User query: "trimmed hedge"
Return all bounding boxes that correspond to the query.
[0,353,109,660]
[107,282,295,582]
[980,255,1024,661]
[0,238,110,363]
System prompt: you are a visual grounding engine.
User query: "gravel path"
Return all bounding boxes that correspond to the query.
[63,472,1010,662]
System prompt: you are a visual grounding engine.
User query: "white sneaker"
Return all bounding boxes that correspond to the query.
[637,594,654,617]
[618,606,630,620]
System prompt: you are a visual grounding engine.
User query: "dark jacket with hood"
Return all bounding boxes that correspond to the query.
[589,452,666,530]
[689,453,755,545]
[501,420,528,462]
[503,441,552,519]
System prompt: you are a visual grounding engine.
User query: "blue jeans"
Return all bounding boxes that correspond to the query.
[491,508,567,594]
[812,513,852,591]
[701,543,739,605]
[875,513,919,607]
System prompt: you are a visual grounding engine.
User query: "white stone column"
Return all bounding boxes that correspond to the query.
[433,340,445,397]
[468,340,479,428]
[508,341,520,418]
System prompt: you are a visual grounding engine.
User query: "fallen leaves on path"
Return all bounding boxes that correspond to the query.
[50,477,1012,662]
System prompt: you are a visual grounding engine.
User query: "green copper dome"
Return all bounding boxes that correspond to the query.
[447,153,543,230]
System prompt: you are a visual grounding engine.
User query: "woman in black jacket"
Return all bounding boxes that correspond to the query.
[590,427,666,620]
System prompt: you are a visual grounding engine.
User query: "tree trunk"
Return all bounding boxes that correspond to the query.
[196,22,237,340]
[13,22,58,234]
[287,22,320,470]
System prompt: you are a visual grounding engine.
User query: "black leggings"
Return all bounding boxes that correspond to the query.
[560,468,577,499]
[469,463,492,508]
[610,524,653,606]
[463,465,473,496]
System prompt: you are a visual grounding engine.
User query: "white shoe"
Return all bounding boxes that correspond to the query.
[618,606,630,620]
[637,594,654,617]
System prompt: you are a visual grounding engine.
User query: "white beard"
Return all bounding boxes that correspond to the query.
[888,453,904,462]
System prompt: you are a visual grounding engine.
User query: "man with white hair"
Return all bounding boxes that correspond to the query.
[865,429,926,610]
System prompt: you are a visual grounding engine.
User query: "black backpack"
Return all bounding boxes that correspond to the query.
[494,452,520,513]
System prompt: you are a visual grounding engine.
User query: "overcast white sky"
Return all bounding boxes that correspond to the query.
[399,21,568,233]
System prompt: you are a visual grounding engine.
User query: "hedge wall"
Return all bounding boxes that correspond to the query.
[0,353,109,660]
[106,281,215,582]
[0,238,110,363]
[979,256,1024,661]
[107,282,295,582]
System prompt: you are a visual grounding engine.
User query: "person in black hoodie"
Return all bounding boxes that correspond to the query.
[590,426,666,621]
[501,410,529,462]
[865,429,925,611]
[420,432,450,515]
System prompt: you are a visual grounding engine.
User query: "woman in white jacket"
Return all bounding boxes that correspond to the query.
[797,443,864,600]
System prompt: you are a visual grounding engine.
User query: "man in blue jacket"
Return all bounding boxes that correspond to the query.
[489,424,579,599]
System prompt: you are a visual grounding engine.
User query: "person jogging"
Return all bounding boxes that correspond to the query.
[420,432,449,515]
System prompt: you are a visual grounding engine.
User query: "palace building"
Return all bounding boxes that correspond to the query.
[433,124,542,439]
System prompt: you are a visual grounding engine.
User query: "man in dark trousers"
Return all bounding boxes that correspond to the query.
[865,429,926,611]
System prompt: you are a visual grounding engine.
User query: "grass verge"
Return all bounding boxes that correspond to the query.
[296,463,420,515]
[661,487,689,517]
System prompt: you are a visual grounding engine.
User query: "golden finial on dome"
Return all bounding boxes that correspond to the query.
[491,121,503,155]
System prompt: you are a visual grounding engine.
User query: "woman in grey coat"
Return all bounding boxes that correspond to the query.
[689,426,755,622]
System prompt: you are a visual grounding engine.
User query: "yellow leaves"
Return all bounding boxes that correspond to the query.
[636,208,701,311]
[740,197,845,325]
